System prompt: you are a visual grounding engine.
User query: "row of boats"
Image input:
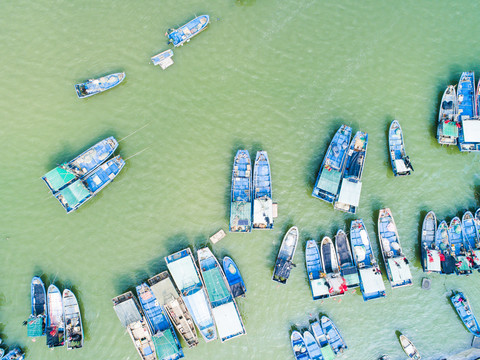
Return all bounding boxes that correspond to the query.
[27,277,83,349]
[229,150,275,232]
[113,248,247,360]
[273,208,413,302]
[42,137,125,213]
[421,209,480,275]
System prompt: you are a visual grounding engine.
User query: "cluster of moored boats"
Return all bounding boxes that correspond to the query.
[26,277,83,350]
[113,248,247,360]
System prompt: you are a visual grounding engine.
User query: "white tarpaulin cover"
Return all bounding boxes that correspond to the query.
[337,180,362,207]
[212,302,244,341]
[462,120,480,142]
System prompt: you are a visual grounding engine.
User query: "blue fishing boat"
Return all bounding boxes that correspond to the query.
[167,15,209,47]
[272,226,299,284]
[165,248,217,342]
[230,150,252,232]
[312,125,352,203]
[437,85,459,145]
[113,291,157,360]
[291,331,311,360]
[378,208,413,288]
[303,331,322,360]
[335,229,359,288]
[27,276,46,338]
[320,237,347,297]
[350,220,386,301]
[389,120,413,176]
[151,49,174,70]
[42,136,118,194]
[421,211,441,273]
[473,209,480,267]
[448,217,473,275]
[222,256,246,298]
[136,283,183,360]
[252,151,274,229]
[320,316,347,354]
[436,220,455,274]
[54,155,125,213]
[462,211,480,268]
[305,239,329,300]
[458,72,475,119]
[451,291,480,336]
[311,321,335,360]
[75,72,125,98]
[334,131,368,213]
[1,348,24,360]
[198,248,246,342]
[62,289,84,350]
[46,284,65,348]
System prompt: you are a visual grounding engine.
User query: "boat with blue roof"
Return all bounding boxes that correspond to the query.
[378,208,413,288]
[42,136,118,194]
[303,330,322,360]
[136,283,183,360]
[312,124,352,203]
[451,291,480,336]
[335,229,359,288]
[27,276,46,338]
[230,150,252,232]
[222,256,246,298]
[448,217,473,275]
[350,220,386,301]
[311,320,335,360]
[320,236,347,297]
[389,120,413,176]
[421,211,441,273]
[437,85,459,145]
[75,72,125,98]
[165,248,217,342]
[305,239,330,300]
[272,226,299,284]
[198,247,246,342]
[320,316,347,355]
[252,151,274,229]
[63,289,84,350]
[46,284,65,348]
[167,15,209,47]
[462,211,480,268]
[334,131,368,213]
[291,331,310,360]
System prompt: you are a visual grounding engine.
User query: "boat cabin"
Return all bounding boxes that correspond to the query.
[458,118,480,151]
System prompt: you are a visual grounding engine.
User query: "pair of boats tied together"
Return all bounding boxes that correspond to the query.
[113,248,246,360]
[421,209,480,275]
[27,277,83,350]
[312,125,368,213]
[42,137,125,213]
[229,150,275,232]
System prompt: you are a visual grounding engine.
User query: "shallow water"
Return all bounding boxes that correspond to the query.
[1,1,480,359]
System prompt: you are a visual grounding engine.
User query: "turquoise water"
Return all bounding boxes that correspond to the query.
[2,1,480,359]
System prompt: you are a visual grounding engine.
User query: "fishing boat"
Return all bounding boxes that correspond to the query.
[165,248,217,342]
[272,226,299,284]
[437,85,459,145]
[320,316,347,354]
[151,49,174,70]
[321,237,347,297]
[436,220,456,274]
[334,131,368,213]
[63,289,83,350]
[448,217,473,275]
[252,151,274,229]
[229,150,252,232]
[112,291,156,360]
[420,211,441,273]
[335,229,359,288]
[75,72,125,98]
[1,348,24,360]
[378,208,413,288]
[303,330,322,360]
[305,240,329,300]
[350,220,386,301]
[197,247,246,342]
[136,283,183,360]
[290,331,310,360]
[222,256,246,298]
[311,321,335,360]
[458,72,475,120]
[462,211,480,268]
[167,15,209,47]
[312,124,352,203]
[46,284,65,348]
[389,120,413,176]
[450,291,480,336]
[148,272,199,348]
[399,334,421,360]
[42,136,118,194]
[54,155,125,213]
[27,276,46,338]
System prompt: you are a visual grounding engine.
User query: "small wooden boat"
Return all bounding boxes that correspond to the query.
[272,226,299,284]
[458,71,475,119]
[448,217,473,275]
[451,291,480,336]
[290,331,310,360]
[46,284,65,348]
[335,229,359,288]
[230,150,252,232]
[222,256,246,298]
[1,348,24,360]
[311,321,335,360]
[62,289,84,350]
[437,85,459,145]
[167,15,209,47]
[303,330,322,360]
[462,211,480,268]
[312,124,352,203]
[27,276,46,338]
[378,208,413,288]
[252,151,274,229]
[305,239,329,300]
[389,120,413,176]
[421,211,441,273]
[399,334,421,360]
[75,72,125,98]
[321,236,347,297]
[151,49,174,70]
[320,316,347,354]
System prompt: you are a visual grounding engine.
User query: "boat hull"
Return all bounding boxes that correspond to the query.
[222,256,246,298]
[229,150,252,232]
[252,151,273,229]
[46,285,65,348]
[389,120,413,176]
[167,15,209,47]
[75,72,125,98]
[272,226,299,284]
[63,289,84,350]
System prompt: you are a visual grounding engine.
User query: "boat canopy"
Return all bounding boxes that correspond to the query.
[150,278,178,307]
[337,180,362,207]
[253,197,273,227]
[58,181,91,208]
[202,266,231,307]
[311,278,330,298]
[27,315,44,337]
[442,121,459,137]
[317,169,342,195]
[44,167,77,192]
[387,258,412,286]
[167,256,199,291]
[114,299,142,327]
[182,290,213,331]
[425,249,442,272]
[212,303,244,341]
[462,120,480,142]
[152,332,179,359]
[359,268,385,297]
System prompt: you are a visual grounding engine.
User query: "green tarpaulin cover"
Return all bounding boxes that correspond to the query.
[317,169,342,194]
[27,316,44,337]
[44,167,76,192]
[442,122,458,137]
[153,331,178,359]
[59,181,90,207]
[203,267,230,304]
